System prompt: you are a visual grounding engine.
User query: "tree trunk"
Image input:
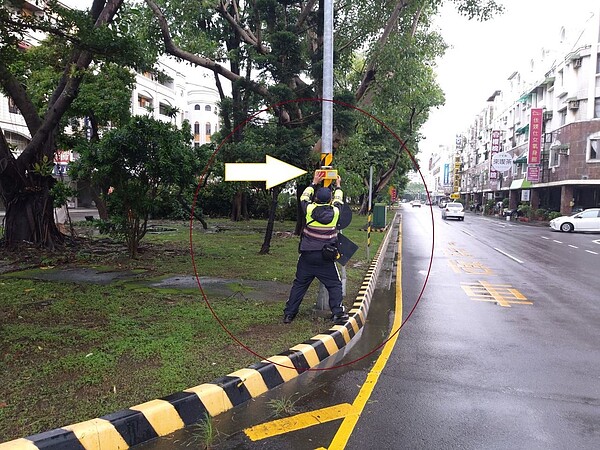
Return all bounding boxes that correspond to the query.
[259,186,280,254]
[231,189,243,221]
[3,181,64,249]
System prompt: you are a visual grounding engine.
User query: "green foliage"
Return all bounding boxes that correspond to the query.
[49,181,76,209]
[548,211,562,220]
[517,203,533,219]
[31,156,53,177]
[70,116,201,257]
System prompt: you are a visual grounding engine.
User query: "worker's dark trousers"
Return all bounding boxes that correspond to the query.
[284,250,343,316]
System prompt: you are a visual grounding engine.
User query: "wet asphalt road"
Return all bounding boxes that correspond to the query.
[139,206,600,449]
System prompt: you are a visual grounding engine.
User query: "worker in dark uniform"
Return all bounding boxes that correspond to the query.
[283,172,349,325]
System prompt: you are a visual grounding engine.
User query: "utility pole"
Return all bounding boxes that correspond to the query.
[315,0,337,314]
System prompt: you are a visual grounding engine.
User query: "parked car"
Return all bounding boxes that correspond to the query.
[442,202,465,221]
[411,200,422,207]
[549,208,600,232]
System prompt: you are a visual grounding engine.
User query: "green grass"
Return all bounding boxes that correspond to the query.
[0,217,388,442]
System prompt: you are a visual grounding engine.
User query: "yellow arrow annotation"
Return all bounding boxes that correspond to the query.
[225,155,307,189]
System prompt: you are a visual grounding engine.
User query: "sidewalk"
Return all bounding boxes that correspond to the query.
[465,209,550,227]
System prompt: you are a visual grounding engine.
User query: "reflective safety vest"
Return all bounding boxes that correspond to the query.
[304,203,339,241]
[299,186,344,251]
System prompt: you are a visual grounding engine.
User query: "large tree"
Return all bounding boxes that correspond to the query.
[0,0,143,249]
[144,0,503,224]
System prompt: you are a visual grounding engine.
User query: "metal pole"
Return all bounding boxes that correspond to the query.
[316,0,336,315]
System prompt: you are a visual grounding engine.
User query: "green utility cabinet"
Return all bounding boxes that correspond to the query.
[373,203,387,228]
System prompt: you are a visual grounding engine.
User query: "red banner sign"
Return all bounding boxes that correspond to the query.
[527,165,540,182]
[489,130,501,180]
[528,109,543,165]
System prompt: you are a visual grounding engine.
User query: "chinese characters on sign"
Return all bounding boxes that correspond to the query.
[489,130,502,181]
[453,155,461,194]
[527,165,540,182]
[528,109,543,181]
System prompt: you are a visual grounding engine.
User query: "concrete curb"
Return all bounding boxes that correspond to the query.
[0,216,397,450]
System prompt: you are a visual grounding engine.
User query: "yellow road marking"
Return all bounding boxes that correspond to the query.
[244,403,354,441]
[449,260,494,275]
[327,224,404,449]
[240,224,403,447]
[461,282,532,307]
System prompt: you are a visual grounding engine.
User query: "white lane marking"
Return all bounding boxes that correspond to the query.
[553,240,563,244]
[462,230,474,237]
[494,247,524,264]
[569,244,578,248]
[541,236,550,240]
[585,250,598,255]
[593,239,600,245]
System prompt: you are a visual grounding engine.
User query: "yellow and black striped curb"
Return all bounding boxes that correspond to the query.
[1,217,397,450]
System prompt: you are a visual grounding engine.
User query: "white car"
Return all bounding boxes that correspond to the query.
[442,202,465,221]
[549,208,600,232]
[411,200,422,207]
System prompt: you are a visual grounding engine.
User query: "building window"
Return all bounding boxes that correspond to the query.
[194,104,200,110]
[559,109,567,126]
[549,148,560,167]
[557,69,563,87]
[205,105,211,112]
[138,94,153,110]
[595,97,600,118]
[205,122,211,135]
[159,102,173,116]
[597,54,600,74]
[8,97,20,114]
[194,122,200,141]
[589,139,599,161]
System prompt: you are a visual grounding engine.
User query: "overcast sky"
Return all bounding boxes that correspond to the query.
[419,0,599,157]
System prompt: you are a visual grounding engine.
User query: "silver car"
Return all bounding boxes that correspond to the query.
[442,202,465,221]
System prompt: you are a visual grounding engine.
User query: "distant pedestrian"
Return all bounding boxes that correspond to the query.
[283,172,349,325]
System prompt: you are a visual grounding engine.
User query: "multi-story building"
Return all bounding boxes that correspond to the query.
[454,7,600,215]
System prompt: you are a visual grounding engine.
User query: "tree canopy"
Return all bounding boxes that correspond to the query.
[0,0,504,251]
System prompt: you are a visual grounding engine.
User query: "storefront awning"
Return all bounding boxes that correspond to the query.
[515,124,529,135]
[509,178,532,190]
[514,155,527,164]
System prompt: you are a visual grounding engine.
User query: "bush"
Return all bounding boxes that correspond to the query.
[517,204,533,219]
[535,208,549,220]
[548,211,562,220]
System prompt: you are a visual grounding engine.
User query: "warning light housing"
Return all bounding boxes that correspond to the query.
[315,169,338,181]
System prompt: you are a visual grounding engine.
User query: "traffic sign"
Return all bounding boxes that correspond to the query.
[450,193,460,199]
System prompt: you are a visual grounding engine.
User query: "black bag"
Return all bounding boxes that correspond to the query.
[321,243,339,261]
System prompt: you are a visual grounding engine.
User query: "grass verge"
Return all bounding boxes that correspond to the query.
[0,217,387,442]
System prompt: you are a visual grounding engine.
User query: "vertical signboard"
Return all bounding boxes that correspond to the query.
[528,108,543,165]
[443,163,450,186]
[489,130,502,181]
[453,155,461,194]
[527,165,540,182]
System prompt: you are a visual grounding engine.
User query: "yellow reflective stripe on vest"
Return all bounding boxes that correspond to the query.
[306,203,340,228]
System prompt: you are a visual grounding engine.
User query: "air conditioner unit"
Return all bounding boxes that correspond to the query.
[543,111,553,120]
[568,100,580,110]
[573,58,582,69]
[558,148,569,156]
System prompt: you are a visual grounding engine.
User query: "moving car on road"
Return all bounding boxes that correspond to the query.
[411,200,422,207]
[442,202,465,221]
[549,208,600,232]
